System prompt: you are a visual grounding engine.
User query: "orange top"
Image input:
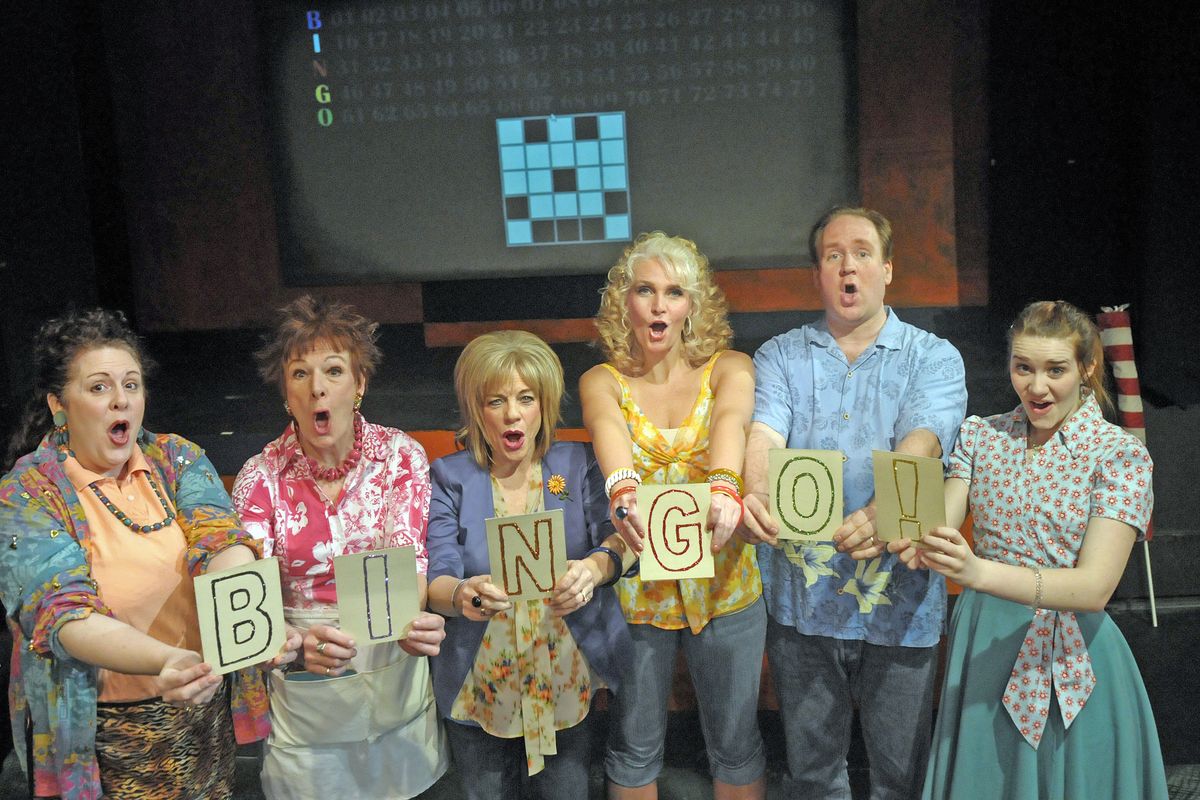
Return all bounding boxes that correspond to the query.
[65,450,200,702]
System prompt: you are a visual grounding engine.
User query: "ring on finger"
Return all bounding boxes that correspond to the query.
[325,666,332,676]
[316,641,327,655]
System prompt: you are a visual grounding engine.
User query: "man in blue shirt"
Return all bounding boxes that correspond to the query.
[741,207,967,799]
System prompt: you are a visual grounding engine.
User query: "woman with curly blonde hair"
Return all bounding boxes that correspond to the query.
[581,232,766,800]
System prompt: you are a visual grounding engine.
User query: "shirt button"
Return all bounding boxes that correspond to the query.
[847,371,853,378]
[843,413,850,420]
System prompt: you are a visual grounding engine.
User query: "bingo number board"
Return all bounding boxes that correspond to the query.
[497,113,632,247]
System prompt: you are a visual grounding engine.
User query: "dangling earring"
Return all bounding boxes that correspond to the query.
[682,316,694,341]
[354,393,363,411]
[284,401,292,417]
[52,410,69,461]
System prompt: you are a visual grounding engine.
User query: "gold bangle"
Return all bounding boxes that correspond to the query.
[705,468,744,495]
[1030,566,1043,610]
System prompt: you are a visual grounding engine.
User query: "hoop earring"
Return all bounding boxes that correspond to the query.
[683,316,694,340]
[354,393,363,411]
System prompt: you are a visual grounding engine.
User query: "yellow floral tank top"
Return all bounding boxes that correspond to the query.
[601,352,761,634]
[449,462,596,776]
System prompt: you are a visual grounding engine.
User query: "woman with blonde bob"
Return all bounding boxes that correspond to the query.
[581,232,765,799]
[426,330,633,799]
[891,300,1167,799]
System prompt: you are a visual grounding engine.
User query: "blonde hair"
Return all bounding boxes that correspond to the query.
[1008,300,1112,414]
[594,231,732,372]
[453,330,564,468]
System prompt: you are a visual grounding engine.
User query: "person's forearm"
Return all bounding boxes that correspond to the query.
[972,559,1117,613]
[744,423,785,497]
[594,533,636,580]
[427,573,463,616]
[58,613,185,674]
[895,428,943,459]
[707,406,750,476]
[206,543,257,573]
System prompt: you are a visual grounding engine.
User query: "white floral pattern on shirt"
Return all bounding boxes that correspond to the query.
[232,416,431,608]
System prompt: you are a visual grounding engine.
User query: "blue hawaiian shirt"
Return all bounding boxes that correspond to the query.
[753,309,967,647]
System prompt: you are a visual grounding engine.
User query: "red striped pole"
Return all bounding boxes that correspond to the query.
[1096,305,1157,626]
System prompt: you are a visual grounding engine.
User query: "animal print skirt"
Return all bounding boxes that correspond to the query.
[94,681,236,799]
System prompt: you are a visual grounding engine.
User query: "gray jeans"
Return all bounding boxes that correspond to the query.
[606,598,767,787]
[767,617,937,800]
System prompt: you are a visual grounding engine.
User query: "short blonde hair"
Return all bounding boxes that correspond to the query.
[453,330,564,468]
[594,231,732,372]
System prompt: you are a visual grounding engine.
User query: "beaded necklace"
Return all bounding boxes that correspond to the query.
[89,476,176,534]
[303,414,364,482]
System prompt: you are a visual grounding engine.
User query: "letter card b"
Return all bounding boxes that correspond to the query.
[195,557,286,675]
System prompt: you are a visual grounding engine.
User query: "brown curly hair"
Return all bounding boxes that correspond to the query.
[594,232,732,372]
[6,308,153,469]
[255,295,382,396]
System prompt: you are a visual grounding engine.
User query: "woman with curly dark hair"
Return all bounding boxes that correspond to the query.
[0,308,278,799]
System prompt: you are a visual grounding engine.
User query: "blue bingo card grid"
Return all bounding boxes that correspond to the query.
[497,112,632,247]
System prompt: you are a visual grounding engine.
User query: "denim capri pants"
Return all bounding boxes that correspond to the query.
[605,597,767,787]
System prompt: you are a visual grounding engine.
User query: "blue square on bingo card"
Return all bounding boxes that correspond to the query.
[497,112,631,247]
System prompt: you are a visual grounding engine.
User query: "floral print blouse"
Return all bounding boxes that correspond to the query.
[450,463,594,775]
[232,415,431,608]
[601,352,762,634]
[949,396,1153,747]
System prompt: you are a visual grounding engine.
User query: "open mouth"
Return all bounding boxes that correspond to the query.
[1028,400,1053,415]
[108,421,130,446]
[502,430,526,452]
[649,321,668,341]
[313,410,331,435]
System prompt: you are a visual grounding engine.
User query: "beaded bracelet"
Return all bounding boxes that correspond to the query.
[705,468,744,495]
[604,468,642,497]
[588,546,626,588]
[709,483,745,527]
[1030,566,1044,610]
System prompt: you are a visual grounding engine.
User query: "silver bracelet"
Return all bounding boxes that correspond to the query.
[604,468,641,498]
[450,577,470,614]
[1030,566,1043,610]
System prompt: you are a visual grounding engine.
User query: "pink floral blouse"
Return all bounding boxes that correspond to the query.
[232,416,431,608]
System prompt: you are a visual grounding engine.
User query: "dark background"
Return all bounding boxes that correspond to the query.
[1,0,1198,775]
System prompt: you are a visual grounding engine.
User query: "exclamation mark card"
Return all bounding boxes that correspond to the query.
[871,451,946,543]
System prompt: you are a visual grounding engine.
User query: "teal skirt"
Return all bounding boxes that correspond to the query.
[923,589,1168,799]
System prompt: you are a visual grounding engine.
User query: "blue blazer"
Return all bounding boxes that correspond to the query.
[427,441,632,718]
